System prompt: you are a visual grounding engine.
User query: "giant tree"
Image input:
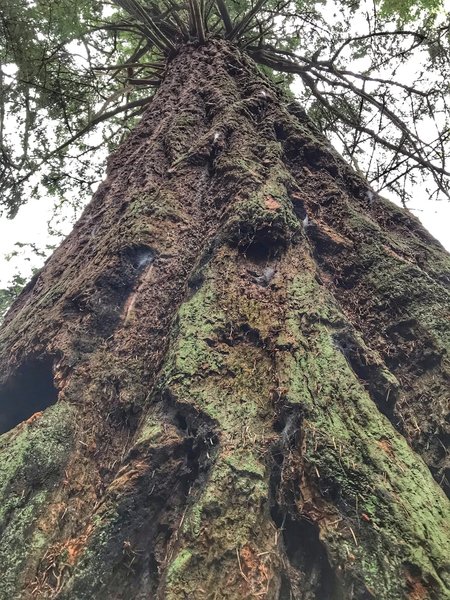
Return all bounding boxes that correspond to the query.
[0,1,449,598]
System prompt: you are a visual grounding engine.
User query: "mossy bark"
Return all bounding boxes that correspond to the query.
[0,40,449,600]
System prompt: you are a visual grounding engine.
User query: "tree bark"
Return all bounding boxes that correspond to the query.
[0,39,449,600]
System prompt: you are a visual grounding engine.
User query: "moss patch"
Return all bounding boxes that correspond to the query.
[276,271,450,598]
[223,174,300,255]
[0,401,76,598]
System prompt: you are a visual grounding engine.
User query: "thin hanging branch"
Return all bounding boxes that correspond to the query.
[248,43,450,199]
[112,0,177,53]
[127,77,162,85]
[10,95,153,194]
[163,0,190,39]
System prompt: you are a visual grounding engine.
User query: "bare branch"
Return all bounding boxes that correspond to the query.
[215,0,233,34]
[188,0,206,44]
[12,95,153,192]
[228,0,268,42]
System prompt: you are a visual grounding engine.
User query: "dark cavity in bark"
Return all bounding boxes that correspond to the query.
[0,355,58,434]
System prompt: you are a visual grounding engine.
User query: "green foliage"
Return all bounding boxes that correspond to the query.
[1,0,153,215]
[380,0,444,20]
[0,274,27,318]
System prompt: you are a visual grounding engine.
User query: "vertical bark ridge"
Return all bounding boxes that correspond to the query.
[276,117,450,495]
[0,39,449,599]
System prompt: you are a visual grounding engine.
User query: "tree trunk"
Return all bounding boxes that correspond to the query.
[0,40,449,600]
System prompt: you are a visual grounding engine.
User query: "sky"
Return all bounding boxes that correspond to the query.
[0,195,80,286]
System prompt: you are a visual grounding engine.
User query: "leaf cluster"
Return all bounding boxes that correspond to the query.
[0,273,27,319]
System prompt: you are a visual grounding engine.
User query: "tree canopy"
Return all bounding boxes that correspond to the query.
[0,0,449,218]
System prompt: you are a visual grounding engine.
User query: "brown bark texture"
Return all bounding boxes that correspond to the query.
[0,40,449,600]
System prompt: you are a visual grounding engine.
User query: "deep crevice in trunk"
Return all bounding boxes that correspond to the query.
[281,516,344,600]
[269,431,344,600]
[0,355,58,435]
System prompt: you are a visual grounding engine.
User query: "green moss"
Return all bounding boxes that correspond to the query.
[223,174,300,250]
[346,209,383,235]
[166,548,193,586]
[0,401,76,598]
[355,241,450,356]
[169,281,226,378]
[215,151,265,185]
[277,271,450,597]
[127,189,187,222]
[166,451,269,597]
[186,454,267,546]
[134,413,164,446]
[225,451,265,478]
[161,256,278,596]
[165,272,273,430]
